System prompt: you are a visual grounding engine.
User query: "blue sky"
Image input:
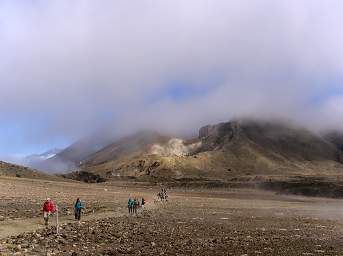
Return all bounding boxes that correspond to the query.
[0,118,69,157]
[1,0,343,162]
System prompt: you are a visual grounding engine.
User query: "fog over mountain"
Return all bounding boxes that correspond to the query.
[1,1,343,160]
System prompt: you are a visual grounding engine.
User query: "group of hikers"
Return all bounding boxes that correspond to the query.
[157,188,168,201]
[41,187,168,226]
[41,197,83,226]
[127,197,146,214]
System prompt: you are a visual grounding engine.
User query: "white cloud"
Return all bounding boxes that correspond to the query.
[0,0,343,146]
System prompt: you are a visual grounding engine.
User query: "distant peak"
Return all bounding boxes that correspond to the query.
[198,121,241,139]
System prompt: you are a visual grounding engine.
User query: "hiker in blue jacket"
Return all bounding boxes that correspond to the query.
[128,197,134,214]
[74,198,83,221]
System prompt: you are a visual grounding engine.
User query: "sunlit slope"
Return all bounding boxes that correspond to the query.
[0,161,63,180]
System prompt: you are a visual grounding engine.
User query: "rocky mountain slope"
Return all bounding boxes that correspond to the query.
[324,131,343,152]
[21,148,61,171]
[0,161,61,180]
[44,132,116,172]
[77,119,343,182]
[83,130,171,166]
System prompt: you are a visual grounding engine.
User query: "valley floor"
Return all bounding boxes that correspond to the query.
[0,177,343,255]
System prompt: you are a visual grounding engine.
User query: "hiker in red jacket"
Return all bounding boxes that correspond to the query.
[42,198,55,226]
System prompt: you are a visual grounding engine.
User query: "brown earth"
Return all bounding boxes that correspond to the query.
[0,161,61,181]
[0,177,343,255]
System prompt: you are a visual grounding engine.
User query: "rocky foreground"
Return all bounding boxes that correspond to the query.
[1,202,342,256]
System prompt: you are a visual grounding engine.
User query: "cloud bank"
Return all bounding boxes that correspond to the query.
[1,0,343,156]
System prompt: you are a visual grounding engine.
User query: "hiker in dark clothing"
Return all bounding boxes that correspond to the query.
[74,198,82,221]
[141,197,146,209]
[162,188,168,201]
[133,198,139,214]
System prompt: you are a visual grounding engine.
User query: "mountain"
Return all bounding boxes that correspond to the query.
[42,130,173,173]
[35,148,61,160]
[23,148,61,170]
[197,120,340,162]
[0,160,62,180]
[83,130,171,166]
[77,119,343,182]
[44,132,117,172]
[323,131,343,152]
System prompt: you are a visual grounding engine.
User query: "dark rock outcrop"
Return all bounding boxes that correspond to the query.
[61,171,106,183]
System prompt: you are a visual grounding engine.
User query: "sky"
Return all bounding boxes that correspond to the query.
[1,0,343,161]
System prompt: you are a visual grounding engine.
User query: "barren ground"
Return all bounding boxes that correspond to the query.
[0,176,343,255]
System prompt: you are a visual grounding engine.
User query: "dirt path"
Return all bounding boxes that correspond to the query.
[0,210,124,239]
[0,200,159,239]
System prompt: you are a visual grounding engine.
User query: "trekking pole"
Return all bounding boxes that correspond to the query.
[56,204,59,235]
